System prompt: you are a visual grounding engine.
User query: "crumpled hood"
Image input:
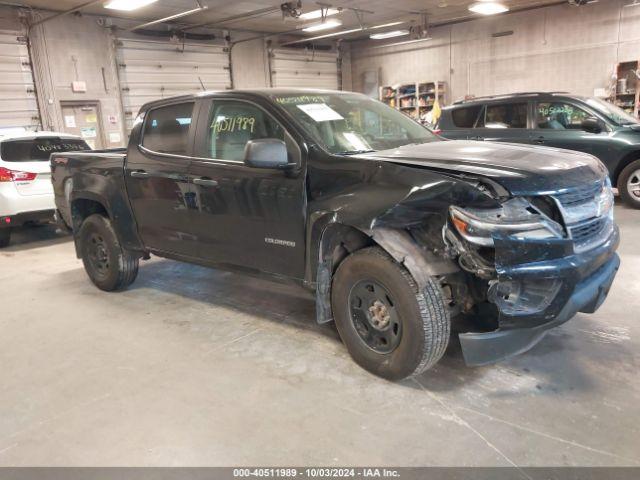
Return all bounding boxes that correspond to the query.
[357,140,607,195]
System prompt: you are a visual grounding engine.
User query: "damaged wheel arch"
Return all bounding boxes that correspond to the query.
[313,220,460,325]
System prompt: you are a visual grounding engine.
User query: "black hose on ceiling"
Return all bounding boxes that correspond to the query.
[133,29,217,41]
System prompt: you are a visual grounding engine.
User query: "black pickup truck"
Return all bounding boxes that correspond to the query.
[51,89,620,380]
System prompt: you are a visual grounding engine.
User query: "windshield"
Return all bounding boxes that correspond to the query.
[585,98,639,126]
[271,92,438,154]
[0,137,90,162]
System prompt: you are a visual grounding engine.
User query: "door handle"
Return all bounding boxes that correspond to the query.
[534,136,545,144]
[193,177,219,187]
[130,170,150,178]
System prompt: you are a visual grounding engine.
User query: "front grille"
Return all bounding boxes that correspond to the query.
[554,181,603,207]
[570,217,607,243]
[569,216,612,253]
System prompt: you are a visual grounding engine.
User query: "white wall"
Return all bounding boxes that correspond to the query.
[349,0,640,103]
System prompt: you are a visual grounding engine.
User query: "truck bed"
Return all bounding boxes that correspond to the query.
[50,149,128,229]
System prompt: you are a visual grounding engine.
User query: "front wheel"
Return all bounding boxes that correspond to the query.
[618,159,640,209]
[331,247,450,381]
[78,214,139,291]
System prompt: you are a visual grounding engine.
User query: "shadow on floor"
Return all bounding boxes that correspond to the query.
[2,224,71,252]
[65,253,626,394]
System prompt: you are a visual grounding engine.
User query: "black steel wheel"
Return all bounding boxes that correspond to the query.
[78,214,139,291]
[86,232,110,279]
[332,247,450,381]
[349,280,402,354]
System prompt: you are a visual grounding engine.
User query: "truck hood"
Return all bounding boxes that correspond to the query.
[357,140,606,196]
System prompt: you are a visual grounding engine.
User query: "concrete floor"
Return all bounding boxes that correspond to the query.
[0,201,639,467]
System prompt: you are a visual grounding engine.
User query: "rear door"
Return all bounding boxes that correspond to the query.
[188,96,306,279]
[0,136,89,196]
[472,101,531,143]
[124,101,198,256]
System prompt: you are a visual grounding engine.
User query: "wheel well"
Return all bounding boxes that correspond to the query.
[614,151,640,185]
[315,223,373,324]
[71,198,109,229]
[322,224,373,275]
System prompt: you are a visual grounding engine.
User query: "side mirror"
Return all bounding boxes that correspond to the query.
[581,117,604,134]
[244,139,291,169]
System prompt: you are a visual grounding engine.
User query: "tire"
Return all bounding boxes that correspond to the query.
[331,247,450,380]
[0,228,10,248]
[618,159,640,209]
[78,214,139,291]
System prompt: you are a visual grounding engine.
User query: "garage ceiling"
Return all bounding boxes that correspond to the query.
[17,0,567,39]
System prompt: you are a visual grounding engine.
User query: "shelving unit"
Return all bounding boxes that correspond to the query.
[612,60,640,119]
[379,81,447,125]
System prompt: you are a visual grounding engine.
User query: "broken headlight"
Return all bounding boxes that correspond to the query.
[450,197,564,247]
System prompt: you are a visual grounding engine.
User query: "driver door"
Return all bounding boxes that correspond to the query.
[188,97,306,279]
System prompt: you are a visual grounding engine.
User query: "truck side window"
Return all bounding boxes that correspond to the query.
[142,102,194,155]
[480,103,527,129]
[207,101,284,162]
[537,102,590,130]
[452,106,482,128]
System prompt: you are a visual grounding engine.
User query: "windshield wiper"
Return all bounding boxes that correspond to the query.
[336,149,376,155]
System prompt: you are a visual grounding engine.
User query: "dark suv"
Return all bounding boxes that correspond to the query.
[437,92,640,208]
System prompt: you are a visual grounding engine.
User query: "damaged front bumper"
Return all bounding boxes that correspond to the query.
[459,225,620,366]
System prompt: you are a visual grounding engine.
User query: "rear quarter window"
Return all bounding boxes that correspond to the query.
[142,102,194,155]
[0,138,90,162]
[451,106,482,128]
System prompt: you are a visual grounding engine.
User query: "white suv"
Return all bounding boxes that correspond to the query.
[0,130,90,247]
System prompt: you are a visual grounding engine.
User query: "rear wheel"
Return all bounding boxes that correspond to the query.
[331,247,450,381]
[618,159,640,209]
[78,214,139,291]
[0,228,10,248]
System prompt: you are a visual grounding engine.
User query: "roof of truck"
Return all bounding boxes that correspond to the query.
[139,88,358,110]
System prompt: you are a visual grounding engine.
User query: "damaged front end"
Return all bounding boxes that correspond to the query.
[443,179,620,366]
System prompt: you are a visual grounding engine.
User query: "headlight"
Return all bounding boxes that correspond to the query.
[599,177,614,220]
[450,197,564,247]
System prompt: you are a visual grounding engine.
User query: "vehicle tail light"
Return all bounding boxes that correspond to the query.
[432,129,442,135]
[0,167,37,182]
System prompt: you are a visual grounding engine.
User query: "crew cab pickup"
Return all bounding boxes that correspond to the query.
[51,89,620,380]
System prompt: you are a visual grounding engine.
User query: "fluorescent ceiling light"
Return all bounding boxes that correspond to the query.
[294,27,362,43]
[370,30,410,40]
[104,0,158,11]
[624,0,640,6]
[369,37,433,49]
[370,21,406,29]
[302,19,342,32]
[299,8,341,20]
[468,1,509,15]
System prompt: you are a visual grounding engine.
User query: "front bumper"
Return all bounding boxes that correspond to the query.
[459,226,620,366]
[0,209,56,229]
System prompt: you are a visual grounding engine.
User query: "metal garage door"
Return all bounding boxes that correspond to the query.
[0,30,40,131]
[270,48,340,90]
[115,37,231,131]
